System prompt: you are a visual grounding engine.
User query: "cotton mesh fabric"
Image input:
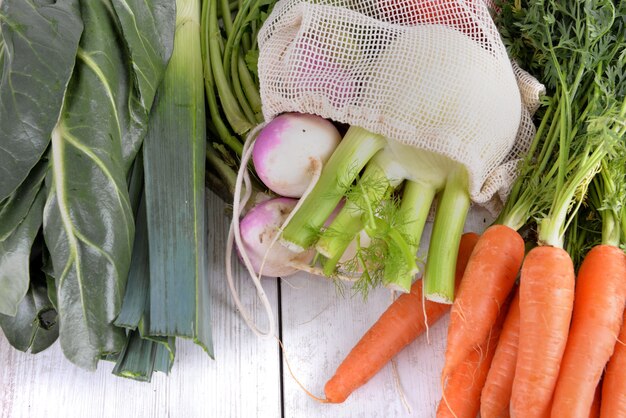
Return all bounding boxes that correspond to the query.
[257,0,544,211]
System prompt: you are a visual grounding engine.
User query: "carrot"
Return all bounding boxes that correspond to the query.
[589,379,601,418]
[324,232,480,403]
[510,246,575,418]
[480,288,520,418]
[442,224,524,379]
[551,245,626,417]
[436,294,510,418]
[600,308,626,417]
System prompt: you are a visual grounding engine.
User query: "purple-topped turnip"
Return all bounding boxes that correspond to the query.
[252,113,341,198]
[238,197,315,277]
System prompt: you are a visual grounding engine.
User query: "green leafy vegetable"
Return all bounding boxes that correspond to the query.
[43,0,137,370]
[0,159,47,242]
[497,0,625,249]
[0,24,5,76]
[0,256,59,354]
[0,0,83,200]
[0,189,45,316]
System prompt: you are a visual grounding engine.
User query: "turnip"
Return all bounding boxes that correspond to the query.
[238,197,315,277]
[252,113,341,198]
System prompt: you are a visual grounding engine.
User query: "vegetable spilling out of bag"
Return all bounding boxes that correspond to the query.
[228,0,541,336]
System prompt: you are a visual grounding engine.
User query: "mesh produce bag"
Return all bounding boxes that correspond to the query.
[257,0,545,212]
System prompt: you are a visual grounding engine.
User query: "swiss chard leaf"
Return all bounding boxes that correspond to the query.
[41,246,58,310]
[111,0,176,167]
[0,25,5,77]
[43,0,136,370]
[0,188,45,316]
[0,0,83,200]
[0,159,48,241]
[0,241,59,354]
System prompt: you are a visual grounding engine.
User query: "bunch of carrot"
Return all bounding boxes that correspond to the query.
[320,1,626,416]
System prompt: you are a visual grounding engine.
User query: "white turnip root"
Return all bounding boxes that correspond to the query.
[238,197,314,277]
[252,113,341,198]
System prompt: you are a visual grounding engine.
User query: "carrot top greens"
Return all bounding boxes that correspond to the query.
[496,0,626,248]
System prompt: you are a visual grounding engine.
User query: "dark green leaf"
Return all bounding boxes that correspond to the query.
[0,189,45,316]
[0,0,83,200]
[0,26,5,76]
[0,275,59,354]
[0,159,47,241]
[143,1,213,355]
[29,283,60,354]
[111,0,176,166]
[41,246,58,309]
[43,0,136,370]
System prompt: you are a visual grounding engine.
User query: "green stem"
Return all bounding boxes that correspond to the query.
[538,146,607,248]
[498,100,555,228]
[206,145,236,194]
[621,209,626,246]
[423,166,470,303]
[281,127,386,251]
[207,0,252,135]
[385,228,418,281]
[230,47,257,123]
[219,0,261,124]
[557,87,571,194]
[201,0,243,155]
[602,208,621,248]
[383,181,436,291]
[536,100,562,176]
[597,148,623,248]
[238,56,262,116]
[316,162,391,275]
[223,0,256,80]
[219,0,233,36]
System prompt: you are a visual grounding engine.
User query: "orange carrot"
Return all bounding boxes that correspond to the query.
[443,225,525,378]
[324,232,480,403]
[436,295,510,418]
[511,246,575,418]
[551,245,626,417]
[589,379,601,418]
[600,308,626,417]
[480,288,520,418]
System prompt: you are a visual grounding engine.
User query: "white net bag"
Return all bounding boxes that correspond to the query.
[257,0,545,212]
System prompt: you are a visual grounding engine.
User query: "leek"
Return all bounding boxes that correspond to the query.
[143,0,213,356]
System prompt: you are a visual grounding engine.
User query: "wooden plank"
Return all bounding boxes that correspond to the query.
[0,190,281,418]
[280,206,492,418]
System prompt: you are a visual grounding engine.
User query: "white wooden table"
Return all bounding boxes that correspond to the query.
[0,190,491,418]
